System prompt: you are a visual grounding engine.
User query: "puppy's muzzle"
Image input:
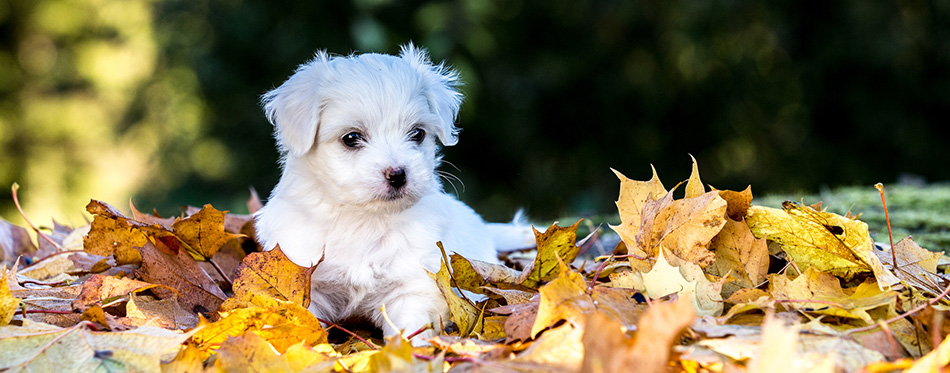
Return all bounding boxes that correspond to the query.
[385,167,407,190]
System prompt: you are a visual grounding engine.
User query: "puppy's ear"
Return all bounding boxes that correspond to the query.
[262,52,330,157]
[400,43,463,146]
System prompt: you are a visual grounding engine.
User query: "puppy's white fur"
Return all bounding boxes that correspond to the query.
[255,44,533,341]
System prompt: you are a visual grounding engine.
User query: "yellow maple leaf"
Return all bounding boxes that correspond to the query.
[191,298,327,354]
[530,256,593,338]
[609,166,666,261]
[519,220,583,287]
[746,202,900,287]
[428,243,481,337]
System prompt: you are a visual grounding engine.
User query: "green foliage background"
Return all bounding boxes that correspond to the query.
[1,0,948,224]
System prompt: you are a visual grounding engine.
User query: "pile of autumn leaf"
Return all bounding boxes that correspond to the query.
[3,160,950,372]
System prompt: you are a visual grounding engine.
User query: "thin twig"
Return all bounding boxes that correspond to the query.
[14,309,74,315]
[207,258,233,288]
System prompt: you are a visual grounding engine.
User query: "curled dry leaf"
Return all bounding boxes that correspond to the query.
[72,274,160,311]
[746,202,900,288]
[519,220,583,288]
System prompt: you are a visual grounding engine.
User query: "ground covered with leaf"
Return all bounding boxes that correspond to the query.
[2,160,950,372]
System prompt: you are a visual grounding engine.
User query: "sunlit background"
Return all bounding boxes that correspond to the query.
[1,0,948,225]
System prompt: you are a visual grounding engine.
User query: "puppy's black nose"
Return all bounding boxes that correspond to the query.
[385,168,407,189]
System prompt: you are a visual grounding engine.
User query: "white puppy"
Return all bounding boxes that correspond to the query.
[254,44,534,342]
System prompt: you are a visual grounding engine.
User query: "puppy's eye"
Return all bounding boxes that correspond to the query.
[408,128,426,144]
[341,132,364,148]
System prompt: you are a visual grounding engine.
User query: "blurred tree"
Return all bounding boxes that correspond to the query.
[2,0,948,224]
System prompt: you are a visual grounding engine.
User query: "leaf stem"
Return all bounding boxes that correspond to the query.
[875,183,897,270]
[588,255,613,292]
[10,183,61,251]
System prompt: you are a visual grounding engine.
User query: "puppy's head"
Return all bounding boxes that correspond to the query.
[263,44,462,209]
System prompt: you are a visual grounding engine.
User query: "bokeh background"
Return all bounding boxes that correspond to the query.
[1,0,948,224]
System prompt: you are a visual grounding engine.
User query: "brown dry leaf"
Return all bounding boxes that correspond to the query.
[0,268,19,325]
[509,322,585,372]
[715,185,754,221]
[86,200,183,258]
[0,319,192,372]
[0,218,37,266]
[582,298,695,373]
[135,240,227,315]
[519,220,583,287]
[707,218,770,290]
[429,246,481,337]
[746,202,900,287]
[610,166,667,256]
[492,296,539,342]
[635,187,727,267]
[214,331,290,372]
[126,293,199,329]
[769,267,896,324]
[84,215,147,265]
[685,154,705,198]
[530,257,593,338]
[875,236,948,297]
[229,245,315,309]
[483,287,536,305]
[172,204,245,261]
[72,274,160,311]
[12,285,82,327]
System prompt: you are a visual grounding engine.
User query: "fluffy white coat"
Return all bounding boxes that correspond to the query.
[254,45,533,341]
